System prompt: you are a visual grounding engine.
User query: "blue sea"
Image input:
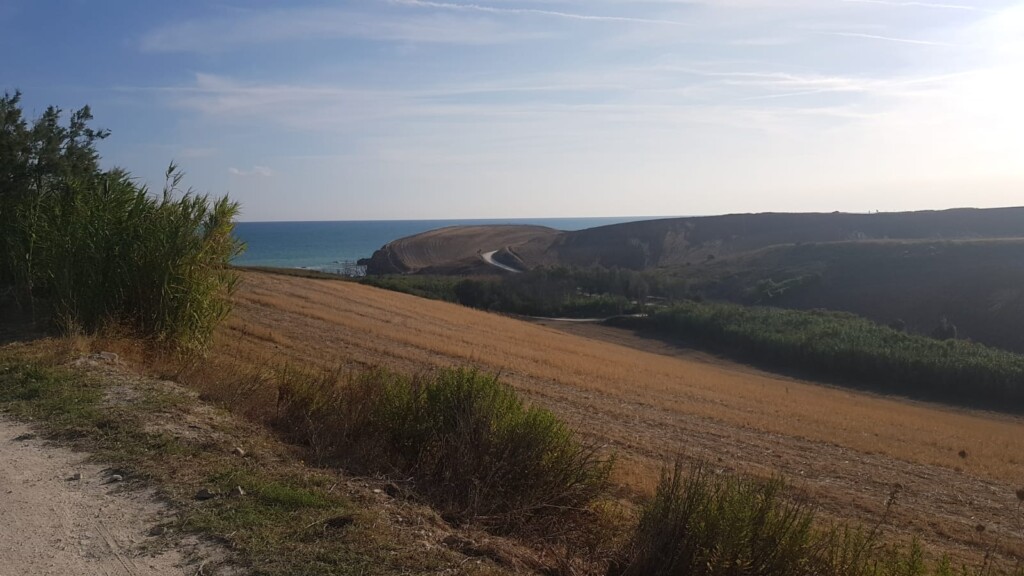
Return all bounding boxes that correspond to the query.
[233,217,654,274]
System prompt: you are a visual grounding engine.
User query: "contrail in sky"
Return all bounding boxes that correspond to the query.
[393,0,688,25]
[822,31,956,47]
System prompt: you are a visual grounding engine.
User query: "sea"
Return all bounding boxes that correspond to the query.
[232,217,655,275]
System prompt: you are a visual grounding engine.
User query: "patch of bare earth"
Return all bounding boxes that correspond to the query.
[0,415,222,576]
[212,271,1024,566]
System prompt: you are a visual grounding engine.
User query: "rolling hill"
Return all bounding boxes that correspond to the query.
[363,207,1024,352]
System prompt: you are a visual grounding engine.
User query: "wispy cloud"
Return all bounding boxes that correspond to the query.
[141,7,538,52]
[392,0,689,25]
[820,31,956,46]
[229,166,274,177]
[839,0,990,11]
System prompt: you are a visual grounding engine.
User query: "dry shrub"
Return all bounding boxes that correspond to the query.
[609,462,1024,576]
[274,365,613,532]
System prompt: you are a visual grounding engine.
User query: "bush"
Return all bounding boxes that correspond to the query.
[275,366,612,531]
[609,462,1022,576]
[1,92,242,352]
[609,463,816,576]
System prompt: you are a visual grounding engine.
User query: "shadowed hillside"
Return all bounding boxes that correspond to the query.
[678,238,1024,353]
[365,207,1024,273]
[364,206,1024,352]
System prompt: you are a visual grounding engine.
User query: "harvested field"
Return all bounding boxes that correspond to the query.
[211,271,1024,564]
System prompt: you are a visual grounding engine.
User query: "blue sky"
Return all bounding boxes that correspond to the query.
[3,1,1022,221]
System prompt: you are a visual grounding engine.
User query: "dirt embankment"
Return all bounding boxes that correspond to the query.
[215,271,1024,566]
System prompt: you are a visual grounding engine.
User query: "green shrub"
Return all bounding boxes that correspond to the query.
[609,463,816,576]
[633,302,1024,412]
[275,366,612,531]
[7,168,241,351]
[1,92,242,352]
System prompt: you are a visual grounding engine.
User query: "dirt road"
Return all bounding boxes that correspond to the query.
[0,417,206,576]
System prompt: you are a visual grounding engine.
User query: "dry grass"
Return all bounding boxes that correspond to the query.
[203,271,1024,565]
[0,339,537,576]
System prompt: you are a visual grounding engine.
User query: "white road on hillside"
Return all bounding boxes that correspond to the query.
[480,250,521,273]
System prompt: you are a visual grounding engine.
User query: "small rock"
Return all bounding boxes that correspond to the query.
[232,447,246,457]
[148,525,166,537]
[195,488,217,500]
[67,472,82,481]
[228,486,246,498]
[371,488,383,495]
[107,474,124,483]
[13,433,36,441]
[97,351,119,363]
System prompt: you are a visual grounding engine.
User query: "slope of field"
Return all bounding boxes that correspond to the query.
[214,271,1024,564]
[362,225,560,274]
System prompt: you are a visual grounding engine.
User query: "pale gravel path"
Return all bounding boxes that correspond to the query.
[480,250,522,273]
[0,417,204,576]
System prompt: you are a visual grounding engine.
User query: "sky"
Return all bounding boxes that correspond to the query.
[2,1,1022,221]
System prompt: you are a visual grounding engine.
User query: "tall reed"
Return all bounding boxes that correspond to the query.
[4,166,242,352]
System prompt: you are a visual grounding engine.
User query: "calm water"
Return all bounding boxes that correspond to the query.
[233,217,654,272]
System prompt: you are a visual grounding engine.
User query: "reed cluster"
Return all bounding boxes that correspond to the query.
[1,93,241,351]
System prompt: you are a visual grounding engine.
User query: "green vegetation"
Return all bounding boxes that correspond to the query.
[609,463,1022,576]
[1,92,242,352]
[363,266,659,317]
[610,464,816,576]
[622,302,1024,411]
[274,365,612,532]
[361,274,461,302]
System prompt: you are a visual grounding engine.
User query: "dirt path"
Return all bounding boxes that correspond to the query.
[0,417,210,576]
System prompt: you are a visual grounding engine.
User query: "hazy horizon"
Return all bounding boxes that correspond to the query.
[233,204,1022,224]
[4,1,1022,222]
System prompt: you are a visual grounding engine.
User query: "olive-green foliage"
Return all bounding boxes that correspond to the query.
[639,302,1024,411]
[610,463,1022,576]
[610,463,816,576]
[1,93,242,352]
[363,266,649,318]
[360,275,461,302]
[275,366,612,531]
